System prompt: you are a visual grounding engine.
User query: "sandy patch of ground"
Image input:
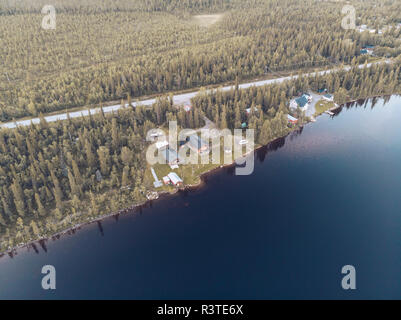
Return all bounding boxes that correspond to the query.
[193,14,224,27]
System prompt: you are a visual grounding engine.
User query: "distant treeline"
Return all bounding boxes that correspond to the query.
[0,0,240,15]
[0,0,400,121]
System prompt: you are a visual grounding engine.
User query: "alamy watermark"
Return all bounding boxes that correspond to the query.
[41,265,56,290]
[341,265,356,290]
[341,5,356,30]
[41,5,56,30]
[146,121,255,176]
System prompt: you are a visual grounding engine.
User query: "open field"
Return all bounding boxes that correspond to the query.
[193,13,225,27]
[314,100,335,116]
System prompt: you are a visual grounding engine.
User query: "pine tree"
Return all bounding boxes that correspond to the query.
[121,166,130,188]
[30,220,40,236]
[121,147,133,167]
[68,170,81,197]
[11,179,26,217]
[51,172,63,210]
[112,118,119,151]
[71,159,82,185]
[35,193,46,217]
[97,146,111,176]
[259,119,273,145]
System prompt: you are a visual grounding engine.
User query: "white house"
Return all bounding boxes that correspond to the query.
[322,93,334,102]
[245,107,258,115]
[167,172,183,187]
[290,94,310,112]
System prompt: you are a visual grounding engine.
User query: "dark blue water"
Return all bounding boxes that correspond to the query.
[1,96,400,300]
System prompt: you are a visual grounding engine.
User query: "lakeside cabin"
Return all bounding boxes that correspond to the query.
[188,134,210,155]
[290,93,311,112]
[323,93,334,102]
[287,114,298,125]
[167,172,183,187]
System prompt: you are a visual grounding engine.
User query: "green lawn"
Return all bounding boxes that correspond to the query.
[144,145,236,191]
[314,99,335,116]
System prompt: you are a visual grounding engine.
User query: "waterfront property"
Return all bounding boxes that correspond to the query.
[2,96,401,300]
[167,172,183,187]
[287,114,298,124]
[290,93,311,112]
[322,93,334,102]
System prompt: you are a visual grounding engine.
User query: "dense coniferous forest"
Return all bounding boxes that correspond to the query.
[0,0,400,121]
[1,59,400,251]
[0,0,401,251]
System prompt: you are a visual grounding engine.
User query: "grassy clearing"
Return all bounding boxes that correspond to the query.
[144,144,236,191]
[314,99,334,116]
[192,14,225,27]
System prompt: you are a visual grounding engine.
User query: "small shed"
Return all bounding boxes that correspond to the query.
[323,93,334,102]
[287,114,298,124]
[163,176,171,185]
[245,107,258,115]
[155,140,169,150]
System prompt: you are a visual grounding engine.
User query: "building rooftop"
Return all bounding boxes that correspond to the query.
[295,95,309,108]
[168,172,183,185]
[155,140,169,149]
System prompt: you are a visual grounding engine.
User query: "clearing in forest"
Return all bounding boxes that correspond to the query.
[192,14,224,27]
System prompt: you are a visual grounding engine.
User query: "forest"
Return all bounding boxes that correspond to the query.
[1,0,400,121]
[0,58,400,251]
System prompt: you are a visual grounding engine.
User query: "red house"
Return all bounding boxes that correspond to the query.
[287,114,298,124]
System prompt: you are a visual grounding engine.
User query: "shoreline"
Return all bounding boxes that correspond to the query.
[0,93,398,258]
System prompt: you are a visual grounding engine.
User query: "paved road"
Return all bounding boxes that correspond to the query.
[0,61,387,130]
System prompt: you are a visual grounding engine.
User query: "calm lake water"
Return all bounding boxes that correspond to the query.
[0,96,400,299]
